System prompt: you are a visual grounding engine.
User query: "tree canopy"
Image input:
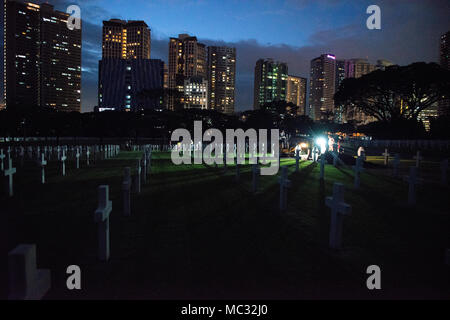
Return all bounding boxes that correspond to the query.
[334,62,450,122]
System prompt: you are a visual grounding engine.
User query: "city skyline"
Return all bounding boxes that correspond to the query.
[1,0,449,112]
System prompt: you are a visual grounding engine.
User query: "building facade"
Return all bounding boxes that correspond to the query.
[99,18,163,112]
[182,76,208,110]
[253,58,288,110]
[98,59,164,112]
[286,75,307,116]
[168,34,207,110]
[4,0,81,112]
[102,19,150,59]
[309,54,336,121]
[439,31,450,116]
[207,46,236,115]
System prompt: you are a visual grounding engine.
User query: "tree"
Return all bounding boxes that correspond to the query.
[334,62,450,122]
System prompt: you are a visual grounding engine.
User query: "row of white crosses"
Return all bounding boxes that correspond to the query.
[1,144,120,196]
[5,146,124,299]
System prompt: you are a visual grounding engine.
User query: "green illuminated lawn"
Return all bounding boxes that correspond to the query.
[2,150,449,299]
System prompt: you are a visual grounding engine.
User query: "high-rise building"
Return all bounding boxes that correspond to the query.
[99,18,163,112]
[168,34,207,110]
[345,58,376,79]
[309,54,336,121]
[343,58,378,124]
[253,58,288,110]
[439,31,450,116]
[102,19,150,59]
[286,75,307,116]
[207,46,236,114]
[4,0,81,112]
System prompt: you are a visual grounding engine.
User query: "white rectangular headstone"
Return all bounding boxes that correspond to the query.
[8,244,51,300]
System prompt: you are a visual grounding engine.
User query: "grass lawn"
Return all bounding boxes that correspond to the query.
[1,150,449,299]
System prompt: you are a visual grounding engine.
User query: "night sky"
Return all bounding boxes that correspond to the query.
[3,0,450,112]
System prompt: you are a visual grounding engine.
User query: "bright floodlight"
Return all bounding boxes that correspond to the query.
[315,137,327,154]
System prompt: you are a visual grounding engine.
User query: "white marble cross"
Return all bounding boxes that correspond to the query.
[278,166,291,211]
[319,155,326,180]
[4,157,16,197]
[0,149,5,171]
[312,147,320,162]
[352,156,364,188]
[332,151,338,167]
[135,160,141,194]
[95,185,112,261]
[142,157,147,184]
[61,150,67,176]
[404,166,421,206]
[440,159,448,186]
[413,150,423,168]
[252,164,260,193]
[392,153,400,177]
[325,183,351,249]
[19,147,25,167]
[39,153,47,184]
[382,148,390,166]
[122,167,132,216]
[86,147,90,166]
[8,244,51,300]
[75,148,80,169]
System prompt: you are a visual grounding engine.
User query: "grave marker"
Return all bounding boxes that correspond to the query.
[75,148,80,169]
[404,166,420,206]
[278,166,291,212]
[319,155,326,180]
[413,151,423,168]
[325,183,352,250]
[61,150,67,176]
[382,148,390,166]
[95,185,112,261]
[8,244,51,300]
[352,156,364,188]
[4,158,16,197]
[0,149,5,171]
[134,160,141,194]
[122,167,132,216]
[39,154,47,184]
